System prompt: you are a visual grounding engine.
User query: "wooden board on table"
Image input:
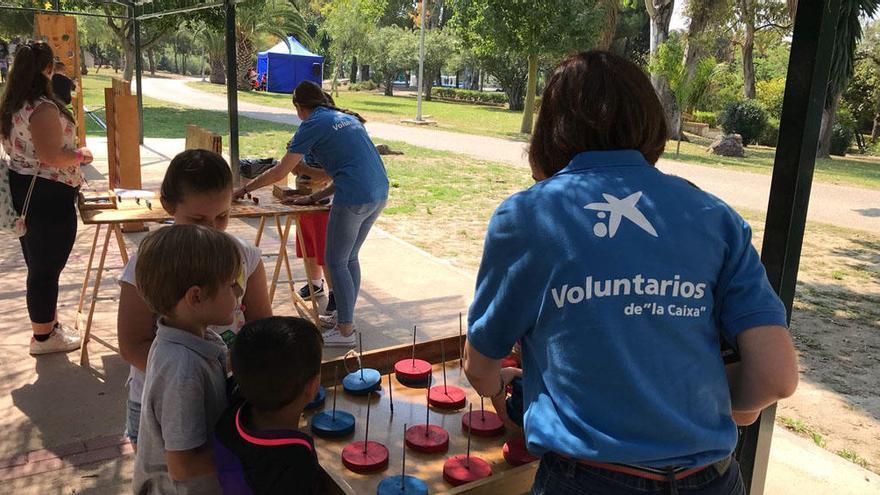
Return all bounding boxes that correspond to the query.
[310,336,537,495]
[185,125,222,154]
[78,190,329,225]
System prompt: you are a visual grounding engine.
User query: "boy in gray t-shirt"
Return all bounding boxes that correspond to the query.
[131,225,244,494]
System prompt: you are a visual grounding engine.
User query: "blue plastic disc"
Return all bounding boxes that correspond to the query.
[376,475,429,495]
[311,410,356,439]
[305,385,326,410]
[343,368,382,395]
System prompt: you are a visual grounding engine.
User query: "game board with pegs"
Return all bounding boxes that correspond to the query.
[306,335,540,494]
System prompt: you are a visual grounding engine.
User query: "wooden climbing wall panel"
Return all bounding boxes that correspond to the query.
[34,14,86,147]
[107,78,145,232]
[185,125,222,154]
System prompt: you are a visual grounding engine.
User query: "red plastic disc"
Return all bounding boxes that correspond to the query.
[394,358,433,383]
[443,454,492,486]
[428,385,466,410]
[461,410,505,437]
[341,440,389,473]
[405,424,450,453]
[501,356,519,368]
[503,436,539,466]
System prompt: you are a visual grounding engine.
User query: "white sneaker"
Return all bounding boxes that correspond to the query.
[319,313,337,330]
[323,329,356,347]
[29,323,82,355]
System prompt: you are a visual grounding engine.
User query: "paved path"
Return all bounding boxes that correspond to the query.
[140,77,880,234]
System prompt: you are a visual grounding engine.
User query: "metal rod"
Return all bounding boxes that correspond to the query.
[135,1,225,21]
[440,339,447,394]
[465,403,473,468]
[0,6,129,19]
[359,332,364,380]
[480,396,485,421]
[332,365,338,421]
[387,357,394,414]
[415,0,427,121]
[364,391,372,453]
[459,312,463,367]
[132,5,144,144]
[425,388,430,434]
[224,0,240,183]
[401,423,407,488]
[411,325,417,366]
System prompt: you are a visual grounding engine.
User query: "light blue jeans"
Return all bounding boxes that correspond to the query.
[325,200,385,325]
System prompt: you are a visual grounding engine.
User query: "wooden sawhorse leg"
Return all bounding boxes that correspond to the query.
[267,214,320,326]
[79,224,113,367]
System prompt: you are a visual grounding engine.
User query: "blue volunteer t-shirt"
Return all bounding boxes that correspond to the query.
[468,150,788,469]
[287,106,389,205]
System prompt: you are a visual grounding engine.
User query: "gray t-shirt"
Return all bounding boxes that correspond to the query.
[132,320,228,495]
[120,235,262,404]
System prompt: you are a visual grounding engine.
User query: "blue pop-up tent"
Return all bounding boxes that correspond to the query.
[256,37,324,94]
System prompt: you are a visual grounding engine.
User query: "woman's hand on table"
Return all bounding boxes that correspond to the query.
[232,186,249,200]
[282,194,317,206]
[491,367,523,431]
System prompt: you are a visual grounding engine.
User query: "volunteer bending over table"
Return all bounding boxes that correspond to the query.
[463,51,799,495]
[235,81,389,348]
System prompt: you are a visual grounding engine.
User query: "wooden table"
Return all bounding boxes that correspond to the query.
[75,191,330,367]
[309,336,538,494]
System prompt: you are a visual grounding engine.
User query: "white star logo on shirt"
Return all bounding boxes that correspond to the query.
[584,192,658,238]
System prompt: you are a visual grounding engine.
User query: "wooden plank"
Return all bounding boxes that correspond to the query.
[79,190,329,225]
[312,348,535,495]
[185,125,222,154]
[34,14,85,146]
[104,87,118,187]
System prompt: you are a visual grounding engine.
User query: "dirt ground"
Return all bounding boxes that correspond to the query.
[374,152,880,474]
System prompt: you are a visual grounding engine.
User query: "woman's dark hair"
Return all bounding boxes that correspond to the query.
[160,149,233,206]
[529,51,668,178]
[292,80,366,123]
[0,41,74,139]
[232,316,323,411]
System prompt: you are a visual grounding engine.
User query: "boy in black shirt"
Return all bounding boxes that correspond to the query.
[214,317,323,494]
[51,61,75,105]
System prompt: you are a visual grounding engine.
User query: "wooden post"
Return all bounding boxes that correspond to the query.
[34,14,85,147]
[107,78,145,232]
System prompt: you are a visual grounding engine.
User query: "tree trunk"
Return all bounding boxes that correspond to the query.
[742,18,756,99]
[520,54,539,134]
[817,92,841,158]
[350,57,358,84]
[646,0,674,56]
[147,48,156,76]
[871,92,880,143]
[361,64,370,81]
[122,40,135,81]
[236,36,255,91]
[209,54,226,84]
[597,0,620,50]
[425,67,434,101]
[331,47,344,97]
[384,74,394,96]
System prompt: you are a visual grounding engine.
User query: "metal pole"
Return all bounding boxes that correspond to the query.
[737,1,839,494]
[415,0,427,122]
[225,0,240,183]
[132,5,144,144]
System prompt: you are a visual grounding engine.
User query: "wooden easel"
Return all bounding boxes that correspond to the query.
[34,14,86,147]
[105,78,145,232]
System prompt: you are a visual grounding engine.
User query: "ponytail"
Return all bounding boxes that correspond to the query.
[292,80,367,124]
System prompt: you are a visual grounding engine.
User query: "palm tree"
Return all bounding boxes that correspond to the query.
[234,0,312,91]
[203,29,227,85]
[817,0,880,157]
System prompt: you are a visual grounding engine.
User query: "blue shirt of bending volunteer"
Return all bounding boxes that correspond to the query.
[287,106,389,206]
[467,149,788,469]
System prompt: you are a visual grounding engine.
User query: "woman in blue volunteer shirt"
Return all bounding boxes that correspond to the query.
[237,81,388,347]
[463,51,799,495]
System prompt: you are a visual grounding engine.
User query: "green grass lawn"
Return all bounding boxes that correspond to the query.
[671,135,880,189]
[188,80,531,142]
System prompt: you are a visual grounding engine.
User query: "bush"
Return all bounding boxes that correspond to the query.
[721,100,769,145]
[350,80,378,91]
[432,87,508,105]
[756,78,787,120]
[830,123,855,156]
[758,123,779,147]
[692,110,718,128]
